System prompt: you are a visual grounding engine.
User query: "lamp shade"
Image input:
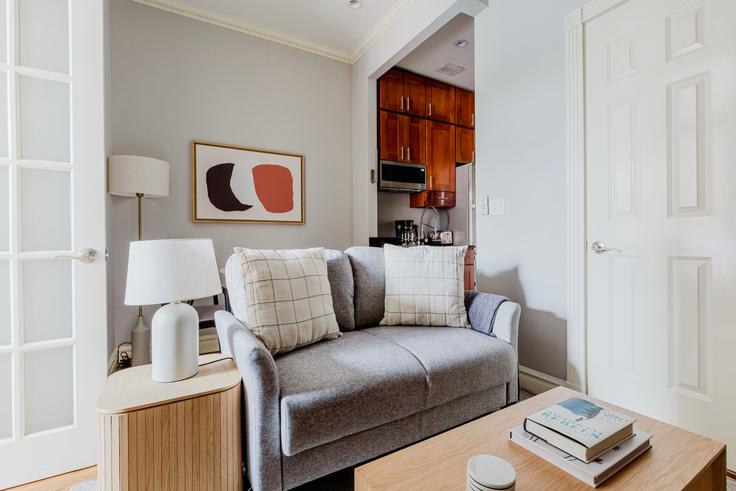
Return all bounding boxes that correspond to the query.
[108,155,170,197]
[125,239,222,305]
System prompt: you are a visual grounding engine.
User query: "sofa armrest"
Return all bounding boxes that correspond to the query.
[465,292,521,353]
[215,311,282,491]
[491,301,521,352]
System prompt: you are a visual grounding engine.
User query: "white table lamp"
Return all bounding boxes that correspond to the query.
[125,239,222,382]
[108,155,170,366]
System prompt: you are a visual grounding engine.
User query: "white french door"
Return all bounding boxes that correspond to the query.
[586,0,736,469]
[0,1,107,488]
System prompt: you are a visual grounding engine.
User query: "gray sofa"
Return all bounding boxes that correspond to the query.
[215,246,520,491]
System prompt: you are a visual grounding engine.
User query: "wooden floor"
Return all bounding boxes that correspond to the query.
[6,467,96,491]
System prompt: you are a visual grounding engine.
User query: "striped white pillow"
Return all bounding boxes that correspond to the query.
[235,247,340,355]
[380,245,469,328]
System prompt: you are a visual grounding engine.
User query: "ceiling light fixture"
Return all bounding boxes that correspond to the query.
[348,0,363,8]
[454,39,469,48]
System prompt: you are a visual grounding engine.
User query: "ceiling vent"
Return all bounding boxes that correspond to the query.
[437,62,465,77]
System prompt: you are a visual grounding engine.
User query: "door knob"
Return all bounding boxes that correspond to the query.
[591,241,621,254]
[55,248,98,263]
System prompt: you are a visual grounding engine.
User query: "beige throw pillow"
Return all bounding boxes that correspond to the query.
[235,247,340,355]
[380,244,470,328]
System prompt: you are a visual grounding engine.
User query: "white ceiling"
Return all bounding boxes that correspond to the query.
[139,0,408,63]
[397,14,475,90]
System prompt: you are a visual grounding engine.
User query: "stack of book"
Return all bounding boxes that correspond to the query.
[509,397,651,487]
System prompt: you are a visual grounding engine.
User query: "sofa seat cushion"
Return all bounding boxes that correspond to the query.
[363,326,516,408]
[276,330,428,456]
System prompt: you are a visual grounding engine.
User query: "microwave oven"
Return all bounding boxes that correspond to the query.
[378,160,426,192]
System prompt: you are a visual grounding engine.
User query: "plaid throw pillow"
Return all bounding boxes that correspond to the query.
[235,247,340,355]
[380,245,470,328]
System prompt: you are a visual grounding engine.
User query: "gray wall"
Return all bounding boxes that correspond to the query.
[474,0,585,380]
[108,0,353,349]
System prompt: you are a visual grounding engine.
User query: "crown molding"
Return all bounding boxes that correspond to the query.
[130,0,416,65]
[349,0,416,63]
[130,0,352,63]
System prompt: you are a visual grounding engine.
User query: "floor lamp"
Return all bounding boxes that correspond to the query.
[108,155,170,366]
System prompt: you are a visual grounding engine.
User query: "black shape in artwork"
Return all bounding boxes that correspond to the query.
[206,163,253,212]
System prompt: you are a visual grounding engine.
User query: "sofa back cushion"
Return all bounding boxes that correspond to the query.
[345,246,385,328]
[225,253,248,325]
[324,249,355,331]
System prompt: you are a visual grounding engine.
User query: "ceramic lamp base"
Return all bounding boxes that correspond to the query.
[151,302,199,382]
[131,314,151,366]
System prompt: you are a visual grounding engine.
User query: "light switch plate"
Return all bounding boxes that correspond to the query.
[479,195,490,215]
[489,197,505,216]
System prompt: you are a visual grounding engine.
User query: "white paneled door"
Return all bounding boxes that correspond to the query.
[0,1,106,487]
[586,0,736,469]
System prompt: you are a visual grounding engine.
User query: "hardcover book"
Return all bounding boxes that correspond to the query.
[523,397,635,462]
[510,426,651,487]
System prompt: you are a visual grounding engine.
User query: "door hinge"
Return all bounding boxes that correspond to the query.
[370,169,376,184]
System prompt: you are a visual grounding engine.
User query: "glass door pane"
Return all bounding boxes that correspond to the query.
[18,0,69,73]
[20,168,71,251]
[18,76,70,162]
[23,347,73,434]
[21,260,72,343]
[0,261,9,345]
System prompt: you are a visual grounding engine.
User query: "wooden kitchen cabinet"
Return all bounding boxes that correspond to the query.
[403,72,427,117]
[403,116,425,164]
[378,68,426,117]
[379,110,426,164]
[464,247,476,291]
[410,121,455,208]
[426,120,455,191]
[456,127,475,164]
[379,110,403,162]
[377,67,474,210]
[427,79,456,124]
[378,68,404,113]
[455,88,475,128]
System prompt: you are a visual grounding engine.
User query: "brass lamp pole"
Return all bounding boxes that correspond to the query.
[137,192,144,318]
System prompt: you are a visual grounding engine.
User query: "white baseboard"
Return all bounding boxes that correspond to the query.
[520,365,582,395]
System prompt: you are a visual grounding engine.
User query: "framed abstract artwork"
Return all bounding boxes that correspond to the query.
[192,141,304,224]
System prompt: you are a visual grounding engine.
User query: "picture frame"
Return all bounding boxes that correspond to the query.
[192,140,304,224]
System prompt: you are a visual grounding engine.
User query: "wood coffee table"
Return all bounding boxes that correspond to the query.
[355,387,726,490]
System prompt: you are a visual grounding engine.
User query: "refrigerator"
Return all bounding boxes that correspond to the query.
[448,163,475,246]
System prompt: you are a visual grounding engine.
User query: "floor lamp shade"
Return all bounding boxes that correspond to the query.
[108,155,170,197]
[125,239,222,382]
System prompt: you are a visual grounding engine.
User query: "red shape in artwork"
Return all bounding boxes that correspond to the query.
[252,164,294,213]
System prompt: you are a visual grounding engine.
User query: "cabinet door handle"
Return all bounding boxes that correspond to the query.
[428,103,432,116]
[407,97,411,112]
[407,147,411,161]
[400,96,404,111]
[471,113,475,126]
[401,146,404,161]
[429,175,433,188]
[472,150,475,163]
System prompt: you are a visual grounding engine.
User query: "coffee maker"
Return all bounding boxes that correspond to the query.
[394,220,418,246]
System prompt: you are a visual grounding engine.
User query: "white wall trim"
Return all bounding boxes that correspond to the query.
[565,6,588,394]
[582,0,630,22]
[129,0,416,65]
[565,0,632,395]
[520,365,579,395]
